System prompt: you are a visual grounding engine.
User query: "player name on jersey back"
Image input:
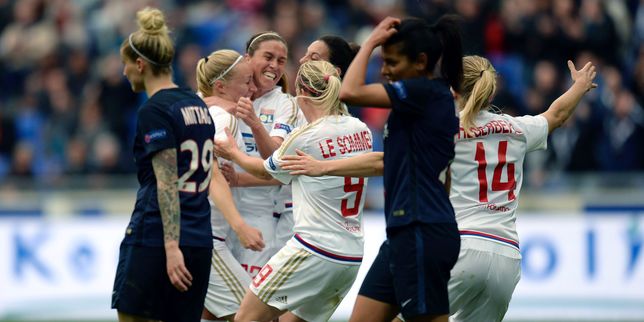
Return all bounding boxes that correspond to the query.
[181,106,213,126]
[458,119,523,139]
[318,130,372,159]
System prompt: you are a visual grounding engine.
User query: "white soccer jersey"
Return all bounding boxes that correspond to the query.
[264,115,372,262]
[208,105,245,239]
[450,110,548,248]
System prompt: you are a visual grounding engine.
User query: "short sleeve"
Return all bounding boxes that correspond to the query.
[208,106,235,141]
[270,96,299,138]
[384,78,450,114]
[263,128,308,184]
[514,115,549,152]
[138,105,176,157]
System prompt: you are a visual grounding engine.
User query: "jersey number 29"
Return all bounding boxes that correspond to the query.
[178,139,214,193]
[474,141,516,202]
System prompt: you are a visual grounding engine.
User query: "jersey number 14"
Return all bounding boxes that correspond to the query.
[474,140,516,202]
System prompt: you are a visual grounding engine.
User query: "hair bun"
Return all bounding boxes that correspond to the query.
[137,7,168,36]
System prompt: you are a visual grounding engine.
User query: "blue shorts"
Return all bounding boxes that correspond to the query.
[111,243,212,322]
[358,223,460,318]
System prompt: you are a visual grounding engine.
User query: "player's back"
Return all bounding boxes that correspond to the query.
[450,110,548,246]
[269,115,373,259]
[127,88,215,248]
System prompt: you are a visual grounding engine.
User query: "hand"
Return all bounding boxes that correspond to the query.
[235,97,262,129]
[220,162,238,186]
[280,149,326,176]
[365,16,401,47]
[214,127,239,161]
[164,241,193,292]
[234,223,265,251]
[568,60,597,92]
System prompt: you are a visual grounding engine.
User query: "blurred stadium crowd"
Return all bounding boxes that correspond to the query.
[0,0,643,186]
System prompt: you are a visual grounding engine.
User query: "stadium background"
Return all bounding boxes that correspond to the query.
[0,0,643,321]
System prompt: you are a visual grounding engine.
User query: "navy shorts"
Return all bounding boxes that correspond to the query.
[358,223,460,318]
[111,243,212,322]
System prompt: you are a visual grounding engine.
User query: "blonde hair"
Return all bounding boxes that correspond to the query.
[195,49,243,97]
[458,55,497,133]
[295,60,346,116]
[120,7,174,75]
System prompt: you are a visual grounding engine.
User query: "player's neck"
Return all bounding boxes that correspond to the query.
[145,74,177,97]
[298,98,325,123]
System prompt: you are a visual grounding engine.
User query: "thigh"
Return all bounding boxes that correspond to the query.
[389,224,460,319]
[166,246,212,322]
[205,241,252,318]
[449,240,520,322]
[112,244,169,321]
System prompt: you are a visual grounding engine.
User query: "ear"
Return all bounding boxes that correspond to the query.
[334,66,342,77]
[415,53,428,72]
[213,79,226,94]
[135,58,145,74]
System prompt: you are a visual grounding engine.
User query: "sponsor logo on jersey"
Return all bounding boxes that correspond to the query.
[144,129,167,143]
[259,108,275,124]
[273,123,292,133]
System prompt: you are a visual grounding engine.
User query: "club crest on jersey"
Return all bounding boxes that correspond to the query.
[144,129,167,143]
[259,108,274,124]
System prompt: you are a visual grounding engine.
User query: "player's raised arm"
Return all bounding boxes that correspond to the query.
[540,60,598,133]
[340,17,400,108]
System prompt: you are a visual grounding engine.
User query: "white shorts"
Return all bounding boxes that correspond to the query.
[273,200,294,254]
[250,239,360,322]
[204,240,252,318]
[227,206,277,278]
[448,237,521,322]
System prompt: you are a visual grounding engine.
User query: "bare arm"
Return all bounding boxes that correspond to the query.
[151,148,192,292]
[209,160,264,251]
[340,17,400,107]
[281,149,384,177]
[235,97,282,158]
[215,128,273,180]
[541,60,597,133]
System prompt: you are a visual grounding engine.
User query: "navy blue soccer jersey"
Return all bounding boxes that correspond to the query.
[123,88,215,248]
[382,77,458,228]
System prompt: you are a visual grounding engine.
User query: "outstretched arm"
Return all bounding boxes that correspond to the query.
[280,149,384,177]
[220,162,282,187]
[541,60,597,133]
[209,159,265,251]
[214,128,272,180]
[151,148,192,292]
[340,17,400,108]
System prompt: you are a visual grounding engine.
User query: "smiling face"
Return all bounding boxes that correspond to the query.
[219,61,257,102]
[299,40,330,65]
[248,40,287,96]
[380,43,424,83]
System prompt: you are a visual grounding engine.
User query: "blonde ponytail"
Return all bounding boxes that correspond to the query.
[458,55,497,134]
[295,60,347,116]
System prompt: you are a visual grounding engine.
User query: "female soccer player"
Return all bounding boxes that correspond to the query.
[112,7,217,322]
[216,60,372,322]
[195,49,265,321]
[448,56,596,321]
[299,35,360,77]
[281,16,464,322]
